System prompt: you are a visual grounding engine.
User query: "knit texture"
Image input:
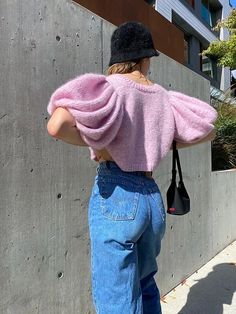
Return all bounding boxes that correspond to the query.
[47,73,217,171]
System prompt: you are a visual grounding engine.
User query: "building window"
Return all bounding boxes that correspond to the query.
[201,0,210,25]
[201,0,222,28]
[185,0,195,8]
[184,34,191,65]
[144,0,156,6]
[200,43,215,79]
[201,55,214,77]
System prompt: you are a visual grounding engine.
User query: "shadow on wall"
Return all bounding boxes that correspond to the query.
[178,263,236,314]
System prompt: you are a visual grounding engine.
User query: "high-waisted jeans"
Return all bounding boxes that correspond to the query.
[88,161,166,314]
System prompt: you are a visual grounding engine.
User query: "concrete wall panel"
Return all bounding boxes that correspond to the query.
[211,170,236,253]
[0,1,236,313]
[150,55,216,293]
[0,1,101,313]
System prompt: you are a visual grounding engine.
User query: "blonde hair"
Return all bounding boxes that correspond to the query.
[107,60,142,75]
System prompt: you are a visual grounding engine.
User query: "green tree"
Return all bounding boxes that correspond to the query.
[202,9,236,69]
[212,103,236,170]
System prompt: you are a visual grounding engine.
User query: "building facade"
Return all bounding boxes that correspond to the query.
[155,0,233,92]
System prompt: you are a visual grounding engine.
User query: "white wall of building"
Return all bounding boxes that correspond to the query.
[219,0,232,90]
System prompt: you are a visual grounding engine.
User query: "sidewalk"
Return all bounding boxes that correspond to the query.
[161,241,236,314]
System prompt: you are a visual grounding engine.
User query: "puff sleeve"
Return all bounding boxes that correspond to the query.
[47,74,123,149]
[169,90,218,143]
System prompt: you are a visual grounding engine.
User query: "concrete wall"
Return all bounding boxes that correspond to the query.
[150,54,236,295]
[0,1,235,313]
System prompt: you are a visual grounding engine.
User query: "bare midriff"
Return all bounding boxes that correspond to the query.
[96,147,152,177]
[96,148,114,162]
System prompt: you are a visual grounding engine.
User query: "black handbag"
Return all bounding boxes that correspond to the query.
[166,141,190,215]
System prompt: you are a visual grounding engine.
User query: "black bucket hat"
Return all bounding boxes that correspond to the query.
[109,21,159,66]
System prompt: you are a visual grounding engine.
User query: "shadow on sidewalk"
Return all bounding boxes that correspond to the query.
[178,263,236,314]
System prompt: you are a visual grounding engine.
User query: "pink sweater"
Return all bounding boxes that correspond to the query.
[47,73,217,171]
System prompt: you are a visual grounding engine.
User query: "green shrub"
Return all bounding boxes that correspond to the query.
[212,103,236,171]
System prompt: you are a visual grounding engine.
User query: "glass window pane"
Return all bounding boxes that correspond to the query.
[184,35,190,65]
[201,0,212,26]
[144,0,156,5]
[185,0,195,8]
[202,55,213,78]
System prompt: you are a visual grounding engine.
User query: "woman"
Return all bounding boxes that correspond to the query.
[47,22,217,314]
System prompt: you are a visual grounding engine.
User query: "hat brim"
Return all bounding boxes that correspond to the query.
[109,48,160,66]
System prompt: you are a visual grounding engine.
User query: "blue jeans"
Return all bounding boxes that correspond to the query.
[88,161,166,314]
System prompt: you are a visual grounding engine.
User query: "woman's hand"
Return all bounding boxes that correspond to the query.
[47,107,88,146]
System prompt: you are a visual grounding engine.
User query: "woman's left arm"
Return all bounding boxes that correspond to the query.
[47,107,88,146]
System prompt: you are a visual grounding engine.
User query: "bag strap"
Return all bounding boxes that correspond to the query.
[172,141,183,183]
[171,141,177,182]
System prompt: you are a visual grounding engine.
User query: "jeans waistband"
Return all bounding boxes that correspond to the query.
[97,161,152,176]
[95,161,158,189]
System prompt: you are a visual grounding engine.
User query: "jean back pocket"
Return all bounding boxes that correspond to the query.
[99,179,139,221]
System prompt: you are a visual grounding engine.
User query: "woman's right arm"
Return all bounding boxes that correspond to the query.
[47,107,88,146]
